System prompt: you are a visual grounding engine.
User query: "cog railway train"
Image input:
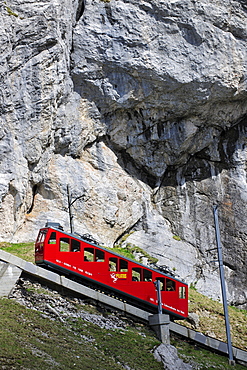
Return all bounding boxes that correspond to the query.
[35,224,188,319]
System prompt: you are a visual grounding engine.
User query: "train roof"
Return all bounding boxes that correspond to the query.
[40,226,187,285]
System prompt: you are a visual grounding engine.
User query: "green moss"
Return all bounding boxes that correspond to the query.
[126,243,159,264]
[6,6,18,17]
[113,240,158,265]
[189,282,197,291]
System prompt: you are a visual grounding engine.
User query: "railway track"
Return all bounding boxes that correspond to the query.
[0,249,246,366]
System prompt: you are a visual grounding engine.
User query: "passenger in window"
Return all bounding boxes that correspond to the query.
[166,281,175,291]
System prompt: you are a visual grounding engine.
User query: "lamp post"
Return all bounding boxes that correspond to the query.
[213,205,235,365]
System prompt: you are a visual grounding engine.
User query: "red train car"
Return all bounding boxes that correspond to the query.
[35,225,188,319]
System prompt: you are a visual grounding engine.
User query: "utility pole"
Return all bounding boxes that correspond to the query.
[213,205,235,366]
[67,185,85,234]
[67,185,74,234]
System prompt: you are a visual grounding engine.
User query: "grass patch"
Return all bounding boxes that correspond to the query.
[113,237,159,265]
[176,288,247,351]
[172,337,246,370]
[105,245,137,261]
[69,318,162,369]
[1,293,246,370]
[0,242,34,262]
[0,298,163,370]
[1,241,246,362]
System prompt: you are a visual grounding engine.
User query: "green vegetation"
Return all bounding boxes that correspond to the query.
[0,297,162,370]
[5,5,18,17]
[189,282,197,290]
[175,288,247,351]
[114,234,159,264]
[1,241,247,368]
[0,238,158,266]
[0,293,246,370]
[69,318,162,369]
[124,243,159,264]
[172,338,246,370]
[173,235,181,241]
[0,242,34,262]
[105,245,138,261]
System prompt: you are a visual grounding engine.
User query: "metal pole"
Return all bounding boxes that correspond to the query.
[67,185,74,234]
[213,205,235,365]
[154,280,163,314]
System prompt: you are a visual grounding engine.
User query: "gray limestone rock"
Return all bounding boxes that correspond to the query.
[153,343,192,370]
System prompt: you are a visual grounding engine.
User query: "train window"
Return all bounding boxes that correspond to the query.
[119,259,128,272]
[84,248,94,261]
[143,269,152,282]
[60,237,70,252]
[48,232,56,244]
[96,250,105,262]
[179,286,186,299]
[38,230,47,243]
[155,278,165,291]
[132,267,141,281]
[71,239,80,252]
[109,257,117,271]
[166,279,175,291]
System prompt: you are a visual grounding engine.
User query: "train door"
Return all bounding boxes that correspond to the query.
[82,247,106,282]
[130,267,153,299]
[178,285,188,317]
[57,236,81,268]
[35,229,47,263]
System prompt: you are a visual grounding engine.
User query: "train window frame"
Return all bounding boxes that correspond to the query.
[109,257,117,271]
[95,249,105,262]
[48,232,56,244]
[132,267,141,281]
[143,269,152,282]
[84,247,94,261]
[156,277,165,291]
[166,279,176,291]
[179,286,186,299]
[38,230,47,243]
[71,239,80,252]
[60,237,70,252]
[119,259,128,272]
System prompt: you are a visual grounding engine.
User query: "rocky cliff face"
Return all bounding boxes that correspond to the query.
[0,0,246,307]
